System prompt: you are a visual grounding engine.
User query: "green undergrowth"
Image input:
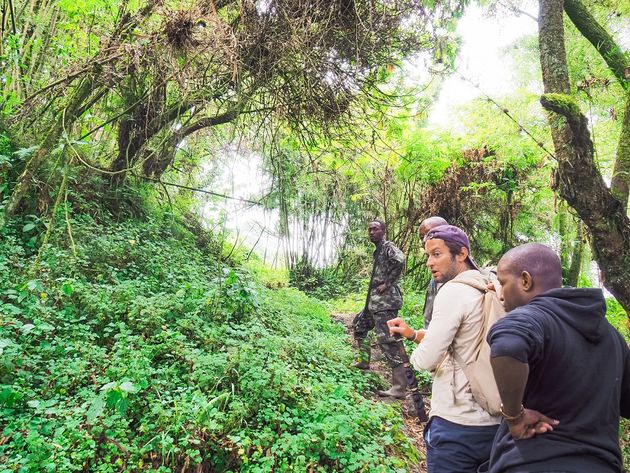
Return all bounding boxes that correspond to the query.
[606,298,629,340]
[0,214,418,472]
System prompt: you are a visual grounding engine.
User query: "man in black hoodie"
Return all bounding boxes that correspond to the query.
[487,243,630,472]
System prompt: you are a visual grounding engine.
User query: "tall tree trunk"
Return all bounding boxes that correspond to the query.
[567,221,585,287]
[538,0,630,312]
[563,0,630,210]
[612,94,630,210]
[3,76,97,221]
[558,202,572,281]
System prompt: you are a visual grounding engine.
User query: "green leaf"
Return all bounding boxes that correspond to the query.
[22,223,36,232]
[61,281,74,296]
[20,324,35,335]
[87,397,105,423]
[105,389,122,408]
[100,381,117,391]
[1,303,22,315]
[26,279,43,292]
[0,387,21,407]
[118,381,138,393]
[116,397,129,415]
[39,323,55,332]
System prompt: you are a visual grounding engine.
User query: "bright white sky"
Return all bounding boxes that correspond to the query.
[428,3,539,126]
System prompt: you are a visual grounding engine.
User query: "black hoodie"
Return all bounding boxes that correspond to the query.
[487,288,630,473]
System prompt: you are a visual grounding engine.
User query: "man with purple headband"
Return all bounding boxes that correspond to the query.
[388,224,501,472]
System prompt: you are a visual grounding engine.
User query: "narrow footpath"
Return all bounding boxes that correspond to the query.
[332,313,429,473]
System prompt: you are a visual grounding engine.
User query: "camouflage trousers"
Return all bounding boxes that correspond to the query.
[353,309,428,421]
[352,309,408,367]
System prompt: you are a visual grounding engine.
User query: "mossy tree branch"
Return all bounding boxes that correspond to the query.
[564,0,629,91]
[540,93,583,124]
[563,0,630,208]
[539,0,630,313]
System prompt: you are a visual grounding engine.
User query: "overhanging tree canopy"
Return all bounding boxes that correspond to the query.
[2,0,464,220]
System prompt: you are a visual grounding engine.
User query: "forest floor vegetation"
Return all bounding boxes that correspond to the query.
[331,312,430,473]
[0,212,422,472]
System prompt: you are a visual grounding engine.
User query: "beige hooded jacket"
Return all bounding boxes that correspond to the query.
[410,269,501,426]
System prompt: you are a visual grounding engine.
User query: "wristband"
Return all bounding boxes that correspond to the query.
[500,403,524,421]
[406,330,417,341]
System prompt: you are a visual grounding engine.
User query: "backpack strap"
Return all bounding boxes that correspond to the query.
[447,274,493,366]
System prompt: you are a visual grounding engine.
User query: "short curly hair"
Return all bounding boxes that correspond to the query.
[370,219,386,233]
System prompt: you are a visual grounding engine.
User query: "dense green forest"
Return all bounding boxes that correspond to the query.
[1,0,629,471]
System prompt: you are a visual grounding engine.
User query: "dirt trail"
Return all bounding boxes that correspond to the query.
[332,313,429,473]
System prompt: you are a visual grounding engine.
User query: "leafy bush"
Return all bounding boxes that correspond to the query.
[0,215,418,472]
[606,298,629,340]
[289,259,359,300]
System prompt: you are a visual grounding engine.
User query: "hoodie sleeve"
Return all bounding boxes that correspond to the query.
[620,336,630,419]
[487,308,545,365]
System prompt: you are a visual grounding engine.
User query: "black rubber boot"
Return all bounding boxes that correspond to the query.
[377,364,407,399]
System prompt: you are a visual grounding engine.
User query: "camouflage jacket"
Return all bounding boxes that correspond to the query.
[366,240,405,312]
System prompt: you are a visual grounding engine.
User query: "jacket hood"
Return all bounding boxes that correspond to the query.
[527,287,607,343]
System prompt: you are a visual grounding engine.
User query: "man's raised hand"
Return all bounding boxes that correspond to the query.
[387,317,414,339]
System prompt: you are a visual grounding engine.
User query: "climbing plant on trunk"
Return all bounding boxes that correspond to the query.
[537,0,630,312]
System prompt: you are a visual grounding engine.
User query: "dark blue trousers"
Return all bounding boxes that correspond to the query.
[424,416,499,473]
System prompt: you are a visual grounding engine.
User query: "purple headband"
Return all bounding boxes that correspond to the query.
[425,224,480,271]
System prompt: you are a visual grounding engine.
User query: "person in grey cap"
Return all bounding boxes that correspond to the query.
[388,224,501,473]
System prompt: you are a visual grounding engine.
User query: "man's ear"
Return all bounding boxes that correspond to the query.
[457,247,469,263]
[520,271,534,291]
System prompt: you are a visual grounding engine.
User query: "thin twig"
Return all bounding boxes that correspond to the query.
[456,71,557,160]
[131,173,263,205]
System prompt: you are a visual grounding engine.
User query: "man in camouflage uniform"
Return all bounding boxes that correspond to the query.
[353,221,427,420]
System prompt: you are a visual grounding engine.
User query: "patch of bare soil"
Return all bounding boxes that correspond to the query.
[332,313,429,473]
